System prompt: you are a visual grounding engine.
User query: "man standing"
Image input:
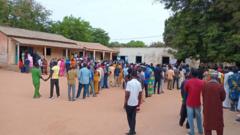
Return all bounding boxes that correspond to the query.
[31,62,44,98]
[154,64,162,94]
[45,61,60,99]
[202,71,226,135]
[76,63,91,99]
[185,69,204,135]
[223,67,234,108]
[124,71,142,135]
[166,65,175,90]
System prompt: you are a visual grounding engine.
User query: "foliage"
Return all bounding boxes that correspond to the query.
[50,16,110,45]
[109,40,146,47]
[157,0,240,63]
[149,41,166,47]
[0,0,52,31]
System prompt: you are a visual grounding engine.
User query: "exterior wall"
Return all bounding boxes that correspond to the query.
[8,39,16,65]
[0,32,8,64]
[95,51,102,61]
[114,48,175,65]
[104,52,110,60]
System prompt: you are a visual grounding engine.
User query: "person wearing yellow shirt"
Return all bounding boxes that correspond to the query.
[45,61,60,99]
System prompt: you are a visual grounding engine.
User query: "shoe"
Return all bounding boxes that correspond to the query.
[49,97,54,99]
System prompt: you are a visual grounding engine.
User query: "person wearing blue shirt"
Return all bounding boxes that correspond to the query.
[76,63,91,99]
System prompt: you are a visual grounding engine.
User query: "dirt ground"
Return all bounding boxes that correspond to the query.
[0,69,239,135]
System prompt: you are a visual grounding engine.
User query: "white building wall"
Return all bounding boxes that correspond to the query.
[114,47,175,64]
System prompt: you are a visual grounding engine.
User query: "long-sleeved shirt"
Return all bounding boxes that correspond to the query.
[78,67,91,84]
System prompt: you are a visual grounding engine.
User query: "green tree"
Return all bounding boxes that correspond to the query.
[91,28,110,45]
[149,41,166,47]
[0,0,9,24]
[158,0,240,63]
[50,16,93,42]
[126,40,146,47]
[0,0,52,31]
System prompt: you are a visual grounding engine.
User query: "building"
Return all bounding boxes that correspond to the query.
[0,26,116,66]
[113,47,176,65]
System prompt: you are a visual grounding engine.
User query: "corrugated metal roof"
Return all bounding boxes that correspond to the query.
[13,38,81,49]
[77,41,117,53]
[0,25,75,44]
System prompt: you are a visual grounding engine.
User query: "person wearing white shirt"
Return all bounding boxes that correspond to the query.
[124,71,142,135]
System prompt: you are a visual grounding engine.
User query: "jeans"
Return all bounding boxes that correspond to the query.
[187,106,203,135]
[76,83,89,99]
[68,84,75,101]
[160,79,164,93]
[154,79,161,94]
[144,83,148,97]
[89,81,95,96]
[50,79,60,98]
[126,105,137,134]
[173,77,180,89]
[103,75,109,88]
[100,77,104,89]
[167,79,173,90]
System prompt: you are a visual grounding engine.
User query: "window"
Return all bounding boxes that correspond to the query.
[46,48,51,56]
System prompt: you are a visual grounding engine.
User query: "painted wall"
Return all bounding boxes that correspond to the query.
[0,32,8,64]
[113,48,175,64]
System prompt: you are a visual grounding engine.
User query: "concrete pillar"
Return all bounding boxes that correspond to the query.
[110,52,113,61]
[93,50,96,60]
[102,51,105,60]
[44,46,47,58]
[16,43,20,64]
[83,50,86,57]
[66,48,68,59]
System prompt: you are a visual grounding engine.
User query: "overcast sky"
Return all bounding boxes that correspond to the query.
[37,0,171,45]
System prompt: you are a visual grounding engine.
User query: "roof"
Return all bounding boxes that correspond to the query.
[13,38,80,49]
[0,25,75,44]
[77,41,117,53]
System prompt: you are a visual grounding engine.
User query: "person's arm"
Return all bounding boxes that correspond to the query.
[138,91,143,107]
[45,70,53,81]
[124,82,130,109]
[124,91,130,109]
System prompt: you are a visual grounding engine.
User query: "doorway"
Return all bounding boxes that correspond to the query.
[136,56,142,63]
[162,56,170,64]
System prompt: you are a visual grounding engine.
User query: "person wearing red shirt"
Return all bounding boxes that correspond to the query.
[184,69,204,135]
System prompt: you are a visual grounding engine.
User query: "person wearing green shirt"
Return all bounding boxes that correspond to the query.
[31,62,44,98]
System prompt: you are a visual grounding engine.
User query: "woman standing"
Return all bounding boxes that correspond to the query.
[148,68,155,97]
[94,69,100,94]
[59,58,65,76]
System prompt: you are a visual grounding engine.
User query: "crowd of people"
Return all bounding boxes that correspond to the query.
[18,51,240,135]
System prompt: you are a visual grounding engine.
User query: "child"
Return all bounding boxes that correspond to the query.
[67,66,77,101]
[31,62,44,98]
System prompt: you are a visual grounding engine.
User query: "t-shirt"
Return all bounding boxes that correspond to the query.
[166,69,175,80]
[126,79,142,106]
[51,65,60,79]
[67,69,77,85]
[184,78,204,107]
[31,67,41,84]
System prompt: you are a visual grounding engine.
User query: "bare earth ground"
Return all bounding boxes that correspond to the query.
[0,69,239,135]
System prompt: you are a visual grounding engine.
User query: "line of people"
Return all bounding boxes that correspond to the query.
[179,65,240,135]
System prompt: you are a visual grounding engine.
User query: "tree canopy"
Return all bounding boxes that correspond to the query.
[109,40,146,47]
[0,0,110,45]
[158,0,240,63]
[0,0,51,31]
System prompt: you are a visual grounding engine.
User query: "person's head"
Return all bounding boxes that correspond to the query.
[33,62,39,68]
[131,70,138,78]
[190,68,199,78]
[209,71,218,80]
[83,63,87,67]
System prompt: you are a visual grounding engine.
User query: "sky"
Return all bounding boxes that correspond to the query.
[37,0,171,45]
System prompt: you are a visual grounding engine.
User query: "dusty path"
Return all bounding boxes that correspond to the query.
[0,69,239,135]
